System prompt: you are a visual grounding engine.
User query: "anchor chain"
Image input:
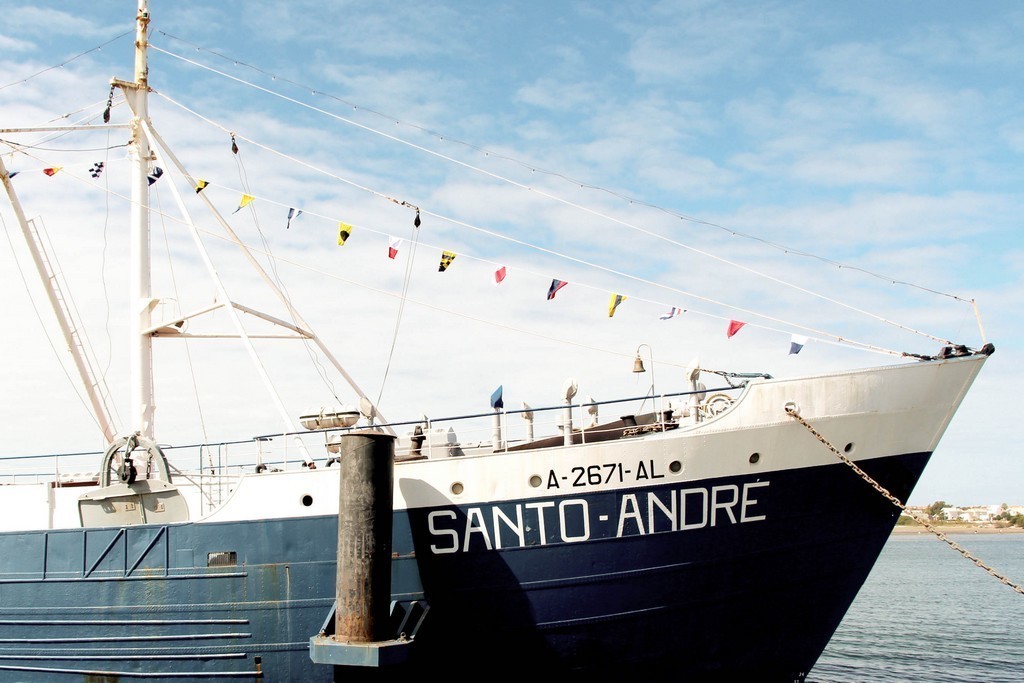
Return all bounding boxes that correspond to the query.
[784,404,1024,596]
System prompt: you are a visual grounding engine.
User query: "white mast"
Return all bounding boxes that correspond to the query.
[111,0,391,452]
[122,0,155,439]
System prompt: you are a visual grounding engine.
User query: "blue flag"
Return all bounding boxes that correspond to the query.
[547,279,568,300]
[789,335,807,355]
[490,385,504,410]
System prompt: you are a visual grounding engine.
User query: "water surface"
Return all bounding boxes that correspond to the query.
[811,533,1024,682]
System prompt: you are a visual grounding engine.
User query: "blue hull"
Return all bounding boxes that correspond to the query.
[0,452,927,681]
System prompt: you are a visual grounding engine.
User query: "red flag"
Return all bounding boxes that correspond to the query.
[727,320,746,338]
[388,237,401,259]
[42,167,62,176]
[494,266,507,284]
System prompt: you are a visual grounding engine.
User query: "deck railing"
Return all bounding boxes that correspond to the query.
[0,383,746,513]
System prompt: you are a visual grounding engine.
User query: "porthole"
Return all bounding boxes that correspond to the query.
[749,453,760,464]
[529,475,543,488]
[844,443,854,454]
[669,461,682,474]
[301,494,313,507]
[451,482,464,495]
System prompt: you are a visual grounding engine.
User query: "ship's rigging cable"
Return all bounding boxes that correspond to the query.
[376,211,424,411]
[1,51,971,357]
[0,97,126,152]
[146,47,967,350]
[150,34,978,309]
[2,35,980,352]
[146,94,921,359]
[0,171,878,395]
[0,144,713,371]
[0,140,130,153]
[785,403,1023,596]
[0,213,118,442]
[153,182,209,444]
[0,30,133,92]
[229,137,342,406]
[96,125,119,411]
[0,134,909,361]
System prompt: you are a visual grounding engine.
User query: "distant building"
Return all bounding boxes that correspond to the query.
[940,506,962,521]
[904,503,1023,522]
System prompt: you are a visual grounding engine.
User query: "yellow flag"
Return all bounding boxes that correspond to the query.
[233,194,255,214]
[608,293,626,317]
[337,222,353,246]
[438,250,457,272]
[195,179,209,193]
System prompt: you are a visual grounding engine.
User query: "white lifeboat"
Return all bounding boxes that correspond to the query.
[299,406,361,430]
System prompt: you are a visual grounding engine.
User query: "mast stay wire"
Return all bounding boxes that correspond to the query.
[147,45,974,350]
[149,35,977,310]
[1,33,980,352]
[229,140,342,406]
[0,121,926,361]
[148,89,945,357]
[0,146,898,373]
[376,213,424,411]
[2,38,978,355]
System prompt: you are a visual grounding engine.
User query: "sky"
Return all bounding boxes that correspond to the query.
[0,0,1021,506]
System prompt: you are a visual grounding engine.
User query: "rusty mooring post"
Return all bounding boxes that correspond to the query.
[310,429,414,670]
[334,430,396,644]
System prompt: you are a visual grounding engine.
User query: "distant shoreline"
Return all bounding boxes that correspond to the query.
[892,523,1024,535]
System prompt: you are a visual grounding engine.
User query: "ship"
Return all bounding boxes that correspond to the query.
[0,2,993,680]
